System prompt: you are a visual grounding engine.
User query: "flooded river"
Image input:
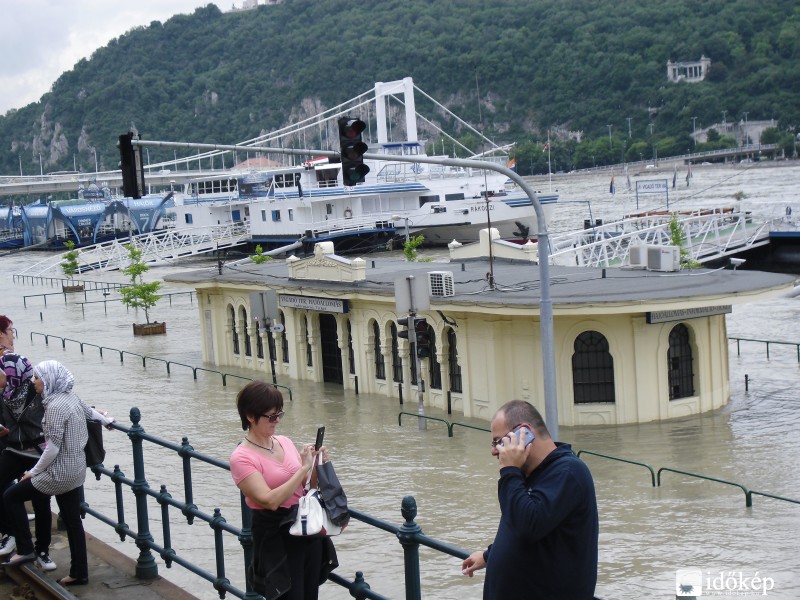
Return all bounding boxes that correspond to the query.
[4,162,800,599]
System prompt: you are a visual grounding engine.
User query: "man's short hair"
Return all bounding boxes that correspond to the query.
[497,400,550,439]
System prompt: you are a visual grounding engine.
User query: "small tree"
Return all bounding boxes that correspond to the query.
[60,240,80,282]
[403,235,425,262]
[120,244,161,324]
[668,213,700,269]
[250,244,272,264]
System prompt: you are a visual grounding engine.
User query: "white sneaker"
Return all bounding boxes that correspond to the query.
[0,535,15,557]
[36,552,57,571]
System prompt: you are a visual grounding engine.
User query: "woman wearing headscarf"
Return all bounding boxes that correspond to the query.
[2,360,114,588]
[0,353,54,570]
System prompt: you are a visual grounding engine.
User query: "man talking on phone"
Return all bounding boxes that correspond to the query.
[461,400,598,599]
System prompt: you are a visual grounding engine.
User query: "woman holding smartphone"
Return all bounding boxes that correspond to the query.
[230,380,337,600]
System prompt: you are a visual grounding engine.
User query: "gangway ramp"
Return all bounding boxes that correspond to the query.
[17,223,251,277]
[548,208,772,268]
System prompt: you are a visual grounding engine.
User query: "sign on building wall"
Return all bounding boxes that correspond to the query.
[279,294,349,313]
[646,305,732,324]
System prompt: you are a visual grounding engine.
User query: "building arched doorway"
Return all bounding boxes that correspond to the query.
[319,313,343,384]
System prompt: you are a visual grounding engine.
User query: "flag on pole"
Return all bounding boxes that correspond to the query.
[686,165,692,186]
[672,166,677,189]
[542,142,550,153]
[507,158,517,171]
[609,176,615,195]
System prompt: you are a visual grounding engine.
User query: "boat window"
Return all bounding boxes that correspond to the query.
[261,210,267,222]
[445,193,465,201]
[288,209,294,221]
[185,214,193,224]
[420,195,439,205]
[326,204,333,215]
[316,167,339,188]
[272,210,281,222]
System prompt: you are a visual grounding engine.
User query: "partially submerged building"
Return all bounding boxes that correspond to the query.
[165,239,796,426]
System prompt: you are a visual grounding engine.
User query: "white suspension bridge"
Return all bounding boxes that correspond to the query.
[15,206,777,278]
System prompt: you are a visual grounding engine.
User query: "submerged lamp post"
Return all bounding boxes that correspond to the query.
[392,214,411,243]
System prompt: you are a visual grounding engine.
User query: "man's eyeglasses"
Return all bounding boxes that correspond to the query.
[490,423,523,448]
[260,411,285,423]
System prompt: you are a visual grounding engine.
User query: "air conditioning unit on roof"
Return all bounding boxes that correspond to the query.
[646,245,680,272]
[428,271,455,297]
[628,244,647,268]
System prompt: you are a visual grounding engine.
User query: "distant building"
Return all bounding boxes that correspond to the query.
[667,56,711,83]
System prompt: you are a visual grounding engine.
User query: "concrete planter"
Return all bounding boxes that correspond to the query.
[132,322,167,336]
[62,284,85,293]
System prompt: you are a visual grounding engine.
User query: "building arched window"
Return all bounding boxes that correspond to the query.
[373,321,386,380]
[230,305,239,355]
[572,330,615,404]
[428,326,442,390]
[668,323,695,400]
[391,323,402,383]
[240,307,251,357]
[280,311,288,363]
[347,320,355,375]
[446,328,462,393]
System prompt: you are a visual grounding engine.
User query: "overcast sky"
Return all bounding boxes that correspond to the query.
[1,1,218,115]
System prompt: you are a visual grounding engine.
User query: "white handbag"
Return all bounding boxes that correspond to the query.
[289,456,342,537]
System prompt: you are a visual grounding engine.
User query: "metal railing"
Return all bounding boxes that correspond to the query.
[395,414,800,509]
[728,336,800,362]
[28,331,291,399]
[85,409,470,600]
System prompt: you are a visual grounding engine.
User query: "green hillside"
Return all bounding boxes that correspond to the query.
[1,0,798,179]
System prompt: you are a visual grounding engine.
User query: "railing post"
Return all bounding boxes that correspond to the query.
[397,496,422,600]
[128,407,159,579]
[239,498,261,600]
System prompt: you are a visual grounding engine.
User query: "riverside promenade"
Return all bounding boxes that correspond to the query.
[0,517,200,600]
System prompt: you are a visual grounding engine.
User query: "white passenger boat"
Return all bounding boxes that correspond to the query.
[166,77,557,252]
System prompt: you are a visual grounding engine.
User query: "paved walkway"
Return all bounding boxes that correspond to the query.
[1,523,200,600]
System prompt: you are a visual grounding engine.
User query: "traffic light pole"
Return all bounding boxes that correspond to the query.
[404,276,427,431]
[135,139,560,440]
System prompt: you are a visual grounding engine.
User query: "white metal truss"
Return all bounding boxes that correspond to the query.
[547,208,773,268]
[18,223,251,276]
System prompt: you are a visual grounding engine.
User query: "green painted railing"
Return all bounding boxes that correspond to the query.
[728,336,800,362]
[399,414,800,509]
[29,331,292,401]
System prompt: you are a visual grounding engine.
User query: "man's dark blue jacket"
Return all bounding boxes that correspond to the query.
[483,442,598,599]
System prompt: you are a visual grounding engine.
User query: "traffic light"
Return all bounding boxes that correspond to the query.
[117,129,146,199]
[415,319,431,359]
[337,117,370,186]
[397,316,415,343]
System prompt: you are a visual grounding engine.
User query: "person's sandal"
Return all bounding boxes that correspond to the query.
[58,576,89,586]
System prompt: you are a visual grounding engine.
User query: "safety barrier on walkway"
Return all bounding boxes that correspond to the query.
[28,331,292,401]
[84,409,469,600]
[728,336,800,362]
[396,414,800,509]
[13,274,122,289]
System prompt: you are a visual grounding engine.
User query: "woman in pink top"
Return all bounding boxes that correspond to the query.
[230,381,337,600]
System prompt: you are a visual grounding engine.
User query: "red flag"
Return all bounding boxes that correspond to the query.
[542,142,550,153]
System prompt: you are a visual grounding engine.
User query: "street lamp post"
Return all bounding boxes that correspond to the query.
[742,111,749,146]
[692,116,698,146]
[137,137,563,440]
[626,117,632,138]
[607,124,612,149]
[94,149,98,174]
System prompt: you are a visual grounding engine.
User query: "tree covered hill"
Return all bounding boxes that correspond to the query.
[1,0,798,178]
